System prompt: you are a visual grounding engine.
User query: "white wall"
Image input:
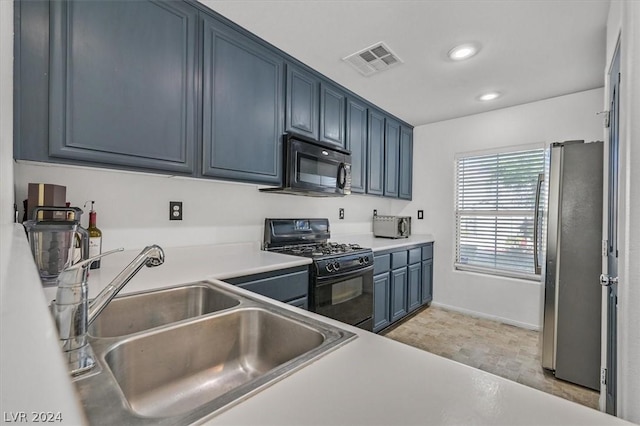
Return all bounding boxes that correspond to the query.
[0,1,13,226]
[606,1,640,422]
[403,88,604,329]
[14,162,408,251]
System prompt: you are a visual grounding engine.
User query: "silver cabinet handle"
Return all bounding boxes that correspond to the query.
[533,173,544,275]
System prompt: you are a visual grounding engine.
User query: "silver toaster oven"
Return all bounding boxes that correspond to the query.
[373,215,411,238]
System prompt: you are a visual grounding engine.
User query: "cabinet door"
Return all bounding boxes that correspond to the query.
[367,109,385,195]
[319,81,346,147]
[286,64,319,140]
[407,262,422,312]
[202,15,284,184]
[421,259,433,305]
[373,272,391,332]
[390,267,408,322]
[346,98,368,193]
[49,0,197,173]
[399,126,413,200]
[384,118,400,197]
[287,296,309,310]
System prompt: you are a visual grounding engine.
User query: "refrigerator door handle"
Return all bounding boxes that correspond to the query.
[533,173,545,275]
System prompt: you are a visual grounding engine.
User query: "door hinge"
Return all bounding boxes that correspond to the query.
[601,367,607,386]
[597,110,610,128]
[602,239,608,257]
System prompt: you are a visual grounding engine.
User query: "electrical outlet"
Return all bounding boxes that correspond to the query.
[418,210,424,220]
[339,208,345,220]
[170,201,183,221]
[373,209,377,216]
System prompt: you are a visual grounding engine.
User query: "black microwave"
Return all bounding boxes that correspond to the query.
[261,134,352,197]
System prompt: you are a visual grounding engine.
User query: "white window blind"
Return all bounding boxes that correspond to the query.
[455,148,546,279]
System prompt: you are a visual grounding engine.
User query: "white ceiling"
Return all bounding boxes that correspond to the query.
[202,0,610,127]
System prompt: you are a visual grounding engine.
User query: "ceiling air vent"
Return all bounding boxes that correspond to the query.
[343,42,403,77]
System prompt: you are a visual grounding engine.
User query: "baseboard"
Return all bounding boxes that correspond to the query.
[431,302,540,331]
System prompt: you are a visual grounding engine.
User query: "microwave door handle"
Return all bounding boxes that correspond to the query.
[400,220,407,235]
[337,163,347,189]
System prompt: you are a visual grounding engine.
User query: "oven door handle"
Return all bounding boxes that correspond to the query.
[315,265,374,285]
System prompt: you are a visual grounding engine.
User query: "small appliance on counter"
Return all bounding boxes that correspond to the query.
[23,206,89,286]
[373,215,411,238]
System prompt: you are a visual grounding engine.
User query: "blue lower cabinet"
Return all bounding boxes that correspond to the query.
[421,259,433,305]
[390,267,408,322]
[407,263,422,312]
[373,272,391,332]
[225,266,309,309]
[287,296,309,310]
[372,243,433,333]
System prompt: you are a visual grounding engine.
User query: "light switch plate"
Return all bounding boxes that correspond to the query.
[418,210,424,220]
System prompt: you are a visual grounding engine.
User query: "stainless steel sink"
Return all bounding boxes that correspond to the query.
[105,308,325,417]
[74,281,356,425]
[89,284,240,338]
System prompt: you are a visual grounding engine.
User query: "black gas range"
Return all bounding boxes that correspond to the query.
[264,218,373,331]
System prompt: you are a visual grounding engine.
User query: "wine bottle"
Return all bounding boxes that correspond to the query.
[88,201,103,269]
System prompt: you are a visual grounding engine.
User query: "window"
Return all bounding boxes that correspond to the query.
[455,147,546,280]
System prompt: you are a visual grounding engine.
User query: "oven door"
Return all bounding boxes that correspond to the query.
[313,266,373,331]
[287,136,351,196]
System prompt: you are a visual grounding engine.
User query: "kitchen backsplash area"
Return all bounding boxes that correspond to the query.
[14,161,423,251]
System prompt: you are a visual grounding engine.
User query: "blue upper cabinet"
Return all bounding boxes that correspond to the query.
[286,64,319,140]
[346,98,368,193]
[399,125,413,200]
[367,109,385,196]
[201,14,284,185]
[17,0,412,193]
[384,118,401,197]
[48,0,197,174]
[319,81,346,147]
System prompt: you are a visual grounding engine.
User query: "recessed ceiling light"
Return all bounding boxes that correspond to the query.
[477,92,501,101]
[448,43,480,61]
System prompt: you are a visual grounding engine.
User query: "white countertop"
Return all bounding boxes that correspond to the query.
[331,233,434,252]
[41,241,312,301]
[0,225,631,425]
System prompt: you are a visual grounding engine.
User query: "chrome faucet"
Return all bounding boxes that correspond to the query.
[51,245,165,376]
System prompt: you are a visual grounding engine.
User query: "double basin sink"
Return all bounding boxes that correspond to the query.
[74,281,356,425]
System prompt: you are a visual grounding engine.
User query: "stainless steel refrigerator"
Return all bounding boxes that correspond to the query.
[540,140,603,391]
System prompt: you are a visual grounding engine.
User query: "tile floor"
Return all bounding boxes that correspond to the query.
[382,305,600,409]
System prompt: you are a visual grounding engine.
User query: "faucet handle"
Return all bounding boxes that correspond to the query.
[56,248,124,288]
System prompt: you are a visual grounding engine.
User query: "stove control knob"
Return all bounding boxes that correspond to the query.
[358,257,365,264]
[334,261,340,271]
[326,263,333,272]
[364,256,370,264]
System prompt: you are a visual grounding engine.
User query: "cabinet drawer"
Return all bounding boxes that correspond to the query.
[409,247,422,264]
[391,251,408,269]
[227,267,309,303]
[286,296,308,310]
[374,254,391,274]
[422,244,433,260]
